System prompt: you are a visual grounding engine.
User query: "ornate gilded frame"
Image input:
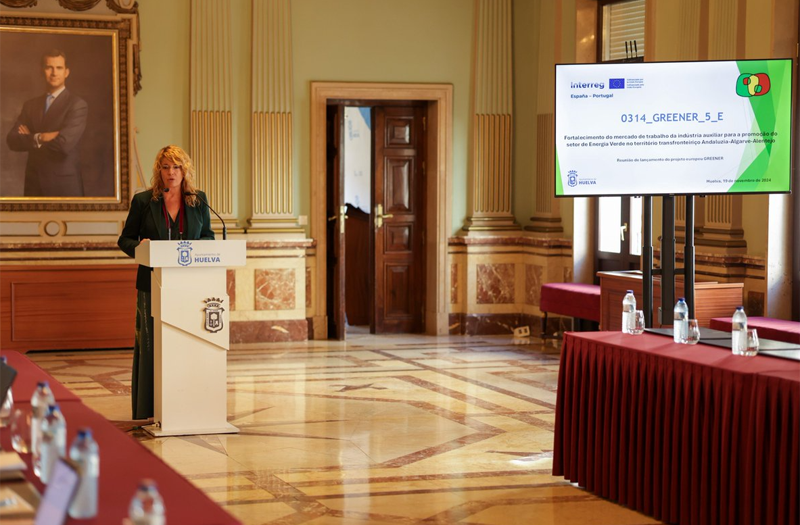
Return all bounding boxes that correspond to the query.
[0,3,138,211]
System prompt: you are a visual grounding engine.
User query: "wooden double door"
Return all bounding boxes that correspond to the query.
[327,103,426,339]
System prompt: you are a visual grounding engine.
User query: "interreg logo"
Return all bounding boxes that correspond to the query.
[567,170,578,187]
[736,72,771,97]
[203,297,225,333]
[177,240,193,266]
[609,78,625,89]
[570,81,605,89]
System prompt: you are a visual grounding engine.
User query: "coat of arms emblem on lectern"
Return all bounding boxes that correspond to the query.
[177,241,193,266]
[203,297,225,333]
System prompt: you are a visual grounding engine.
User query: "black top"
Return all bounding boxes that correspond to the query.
[118,189,215,291]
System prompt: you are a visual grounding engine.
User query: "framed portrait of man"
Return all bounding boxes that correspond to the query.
[0,15,132,211]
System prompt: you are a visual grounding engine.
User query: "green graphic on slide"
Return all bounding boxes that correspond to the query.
[555,152,563,196]
[731,60,791,193]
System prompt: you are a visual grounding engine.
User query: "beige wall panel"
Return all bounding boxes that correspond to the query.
[535,114,554,215]
[191,0,235,218]
[708,0,738,58]
[251,0,298,228]
[512,0,541,228]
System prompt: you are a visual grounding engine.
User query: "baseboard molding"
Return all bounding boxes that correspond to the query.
[231,319,308,343]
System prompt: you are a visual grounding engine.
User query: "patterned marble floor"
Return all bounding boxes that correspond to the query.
[28,332,663,525]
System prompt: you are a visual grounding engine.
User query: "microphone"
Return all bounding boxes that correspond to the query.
[185,191,227,240]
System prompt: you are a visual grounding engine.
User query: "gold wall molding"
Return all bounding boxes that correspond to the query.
[471,114,511,214]
[463,0,518,232]
[190,110,233,217]
[252,111,292,219]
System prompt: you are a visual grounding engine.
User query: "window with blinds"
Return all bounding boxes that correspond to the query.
[601,0,645,62]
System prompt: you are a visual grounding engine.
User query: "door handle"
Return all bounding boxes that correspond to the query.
[340,205,348,234]
[329,206,348,234]
[374,203,394,230]
[620,223,628,242]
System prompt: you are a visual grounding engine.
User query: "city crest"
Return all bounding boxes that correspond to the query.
[177,241,193,266]
[203,297,225,333]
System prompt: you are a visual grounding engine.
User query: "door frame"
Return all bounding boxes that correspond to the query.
[310,82,453,339]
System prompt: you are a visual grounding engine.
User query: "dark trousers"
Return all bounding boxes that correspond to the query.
[132,290,154,419]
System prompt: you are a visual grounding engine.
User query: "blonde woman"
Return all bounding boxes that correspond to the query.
[118,145,215,420]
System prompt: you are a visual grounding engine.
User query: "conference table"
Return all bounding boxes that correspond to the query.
[552,331,799,525]
[1,351,80,404]
[0,350,241,525]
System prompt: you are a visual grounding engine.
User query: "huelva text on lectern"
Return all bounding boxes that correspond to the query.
[135,240,246,437]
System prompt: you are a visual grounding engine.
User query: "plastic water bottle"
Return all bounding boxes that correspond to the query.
[622,290,636,334]
[732,306,747,355]
[36,404,66,483]
[69,428,99,518]
[0,356,13,428]
[673,298,688,343]
[31,382,55,474]
[129,479,166,525]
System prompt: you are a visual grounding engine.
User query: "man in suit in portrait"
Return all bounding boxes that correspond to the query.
[6,49,88,197]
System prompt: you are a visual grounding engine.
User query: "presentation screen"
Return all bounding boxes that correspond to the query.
[555,59,792,197]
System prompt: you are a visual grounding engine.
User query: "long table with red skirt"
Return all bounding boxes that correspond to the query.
[1,350,241,525]
[552,331,799,525]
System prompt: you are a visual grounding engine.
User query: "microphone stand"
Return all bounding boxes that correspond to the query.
[164,187,172,240]
[188,192,227,240]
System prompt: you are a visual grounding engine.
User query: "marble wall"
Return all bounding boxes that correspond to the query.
[228,240,312,343]
[448,236,572,335]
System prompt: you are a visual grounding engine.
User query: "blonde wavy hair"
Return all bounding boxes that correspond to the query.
[149,145,200,206]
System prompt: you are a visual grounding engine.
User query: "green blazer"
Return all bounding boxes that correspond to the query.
[118,189,215,291]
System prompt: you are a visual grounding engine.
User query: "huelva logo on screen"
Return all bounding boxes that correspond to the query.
[567,170,578,187]
[736,73,771,97]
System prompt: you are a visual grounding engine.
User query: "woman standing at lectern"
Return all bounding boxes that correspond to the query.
[118,145,215,420]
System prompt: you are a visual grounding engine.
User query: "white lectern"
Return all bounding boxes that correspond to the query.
[135,240,246,437]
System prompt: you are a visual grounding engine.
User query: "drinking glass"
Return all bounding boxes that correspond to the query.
[630,310,645,335]
[681,319,701,344]
[11,407,32,454]
[743,328,759,356]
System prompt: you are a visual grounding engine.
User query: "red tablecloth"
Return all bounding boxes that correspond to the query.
[552,331,800,525]
[1,402,239,525]
[1,350,81,403]
[746,368,800,523]
[0,351,240,525]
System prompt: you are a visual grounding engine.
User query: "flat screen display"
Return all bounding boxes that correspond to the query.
[554,59,793,197]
